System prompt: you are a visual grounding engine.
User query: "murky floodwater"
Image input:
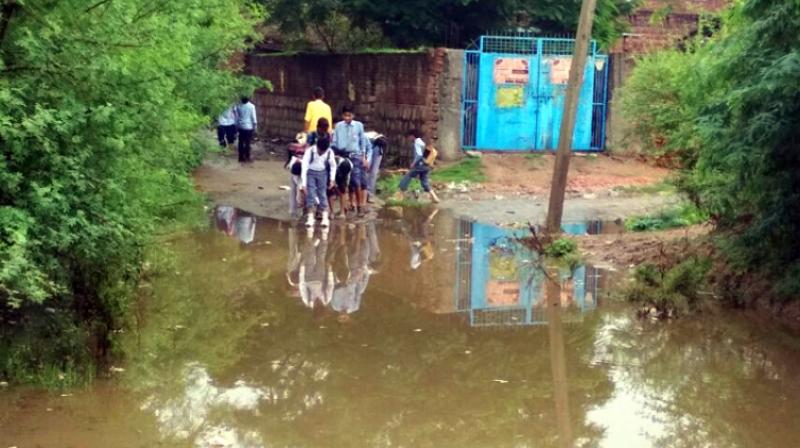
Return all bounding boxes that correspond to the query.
[2,207,800,448]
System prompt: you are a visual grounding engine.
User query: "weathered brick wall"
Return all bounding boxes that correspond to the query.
[245,49,461,166]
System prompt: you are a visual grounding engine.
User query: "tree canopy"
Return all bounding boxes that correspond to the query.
[619,0,800,299]
[263,0,639,51]
[0,0,265,383]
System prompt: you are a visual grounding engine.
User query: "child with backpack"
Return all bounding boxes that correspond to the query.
[286,132,307,219]
[328,149,353,219]
[398,129,440,203]
[300,136,337,228]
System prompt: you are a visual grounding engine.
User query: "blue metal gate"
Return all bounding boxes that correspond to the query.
[462,35,609,152]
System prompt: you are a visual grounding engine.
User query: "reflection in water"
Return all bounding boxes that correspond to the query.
[546,272,573,448]
[215,206,256,244]
[5,209,800,448]
[141,363,267,447]
[455,220,602,327]
[286,222,380,319]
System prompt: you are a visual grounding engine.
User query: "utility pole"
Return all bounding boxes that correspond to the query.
[545,0,598,234]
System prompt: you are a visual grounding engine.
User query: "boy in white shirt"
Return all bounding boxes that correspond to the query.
[300,136,337,228]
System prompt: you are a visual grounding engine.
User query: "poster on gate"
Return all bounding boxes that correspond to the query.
[547,57,573,85]
[493,58,530,85]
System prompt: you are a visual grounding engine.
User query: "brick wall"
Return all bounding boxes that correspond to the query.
[245,49,461,166]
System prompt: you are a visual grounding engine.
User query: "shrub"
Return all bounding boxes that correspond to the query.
[625,203,709,232]
[625,257,712,318]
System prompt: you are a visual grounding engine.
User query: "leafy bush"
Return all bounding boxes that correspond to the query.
[625,203,709,232]
[617,26,722,166]
[621,1,800,300]
[0,0,265,384]
[544,238,578,259]
[625,257,712,318]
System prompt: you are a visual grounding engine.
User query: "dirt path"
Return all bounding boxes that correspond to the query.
[478,152,671,195]
[194,143,678,225]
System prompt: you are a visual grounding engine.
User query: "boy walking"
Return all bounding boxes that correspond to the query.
[236,96,257,163]
[301,137,337,228]
[333,106,369,216]
[304,87,333,134]
[217,105,237,151]
[398,129,440,203]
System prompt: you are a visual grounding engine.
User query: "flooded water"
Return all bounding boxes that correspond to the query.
[2,207,800,448]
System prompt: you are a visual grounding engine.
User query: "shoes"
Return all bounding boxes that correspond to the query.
[337,212,347,220]
[305,213,315,227]
[320,211,330,228]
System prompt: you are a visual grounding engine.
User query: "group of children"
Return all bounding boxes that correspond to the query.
[286,106,390,228]
[286,105,440,229]
[217,96,258,163]
[286,221,379,322]
[218,87,441,228]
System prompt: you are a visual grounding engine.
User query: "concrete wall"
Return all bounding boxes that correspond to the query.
[245,49,463,166]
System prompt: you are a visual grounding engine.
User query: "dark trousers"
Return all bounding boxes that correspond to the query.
[217,125,236,147]
[238,129,253,162]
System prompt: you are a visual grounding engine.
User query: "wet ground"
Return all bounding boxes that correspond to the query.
[2,208,800,448]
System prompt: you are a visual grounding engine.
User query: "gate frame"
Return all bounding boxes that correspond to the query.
[461,34,609,152]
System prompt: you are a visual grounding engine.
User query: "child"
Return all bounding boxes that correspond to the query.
[308,117,333,146]
[286,132,307,219]
[365,131,387,203]
[332,106,369,216]
[328,149,353,219]
[217,104,237,151]
[301,136,337,228]
[398,129,440,203]
[236,96,257,163]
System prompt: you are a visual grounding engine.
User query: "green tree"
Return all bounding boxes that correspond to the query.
[619,0,800,299]
[0,0,265,384]
[264,0,638,51]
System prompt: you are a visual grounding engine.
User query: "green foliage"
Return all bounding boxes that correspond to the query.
[0,0,265,384]
[377,157,485,203]
[430,157,486,184]
[264,0,639,51]
[544,238,578,259]
[617,43,718,166]
[377,173,403,199]
[614,180,677,195]
[687,0,800,297]
[543,237,581,271]
[625,203,709,232]
[625,257,712,318]
[623,0,800,295]
[621,0,800,298]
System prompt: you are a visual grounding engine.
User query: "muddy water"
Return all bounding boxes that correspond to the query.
[2,207,800,448]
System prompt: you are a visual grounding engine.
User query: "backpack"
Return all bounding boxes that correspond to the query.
[287,142,306,176]
[291,160,302,176]
[423,145,438,166]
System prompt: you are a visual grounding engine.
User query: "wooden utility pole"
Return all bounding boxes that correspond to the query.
[545,0,598,234]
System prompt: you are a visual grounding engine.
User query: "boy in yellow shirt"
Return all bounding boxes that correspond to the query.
[304,87,333,133]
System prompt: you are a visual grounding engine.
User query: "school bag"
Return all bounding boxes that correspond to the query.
[423,145,438,167]
[287,138,307,176]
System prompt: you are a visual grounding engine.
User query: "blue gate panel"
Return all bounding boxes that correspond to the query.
[475,53,541,150]
[534,56,595,150]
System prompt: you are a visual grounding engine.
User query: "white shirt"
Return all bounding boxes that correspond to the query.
[218,106,237,126]
[301,146,337,187]
[236,102,257,130]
